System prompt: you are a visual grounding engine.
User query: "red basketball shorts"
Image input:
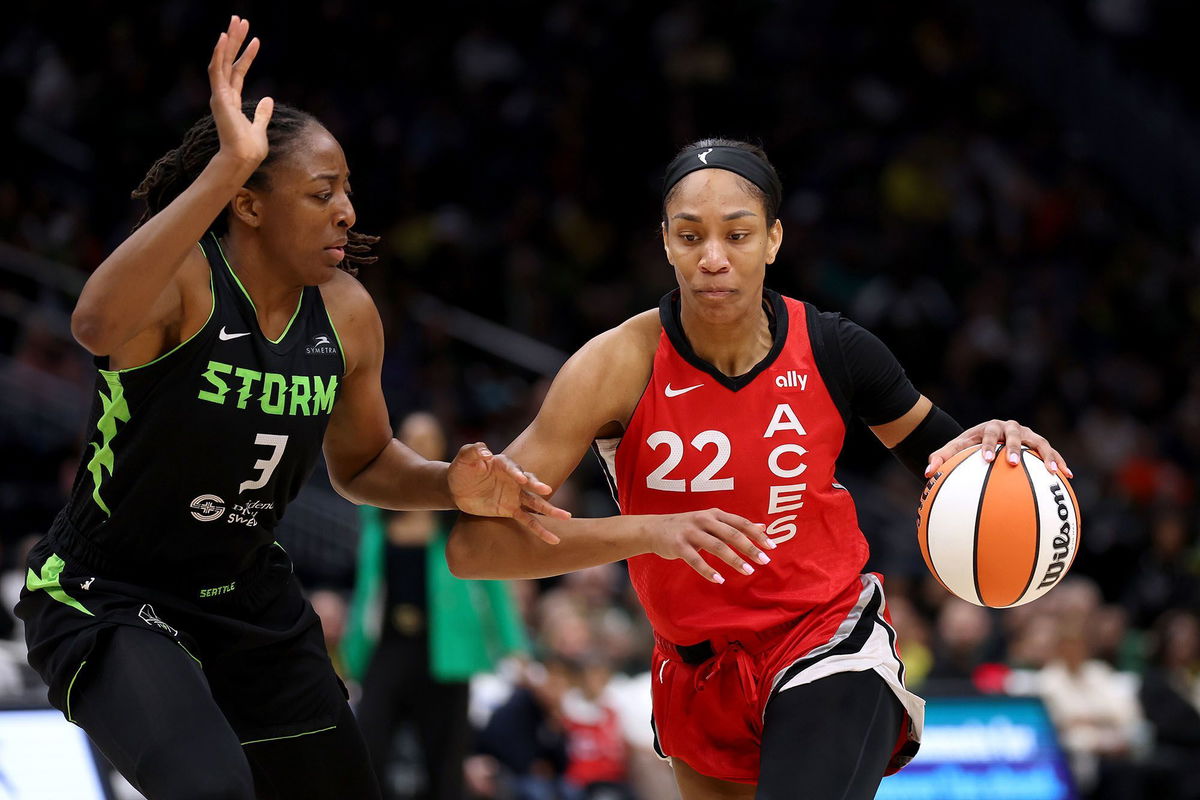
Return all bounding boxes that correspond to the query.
[648,573,924,783]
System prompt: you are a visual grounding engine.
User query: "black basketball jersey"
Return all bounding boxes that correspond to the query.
[52,233,345,585]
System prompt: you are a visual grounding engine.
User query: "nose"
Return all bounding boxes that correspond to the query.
[335,192,356,229]
[698,238,730,272]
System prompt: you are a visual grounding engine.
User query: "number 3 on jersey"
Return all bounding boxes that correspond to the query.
[645,430,733,492]
[240,433,288,494]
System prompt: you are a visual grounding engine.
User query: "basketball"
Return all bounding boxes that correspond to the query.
[916,445,1081,608]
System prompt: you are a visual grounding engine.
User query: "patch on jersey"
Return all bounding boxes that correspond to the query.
[189,494,226,522]
[306,334,338,356]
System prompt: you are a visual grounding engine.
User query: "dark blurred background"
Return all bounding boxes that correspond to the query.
[2,2,1199,799]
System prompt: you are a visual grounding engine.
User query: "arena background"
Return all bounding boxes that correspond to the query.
[2,2,1198,799]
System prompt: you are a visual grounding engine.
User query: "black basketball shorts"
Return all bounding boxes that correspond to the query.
[15,537,347,744]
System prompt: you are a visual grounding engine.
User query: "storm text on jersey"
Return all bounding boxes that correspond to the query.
[196,359,338,416]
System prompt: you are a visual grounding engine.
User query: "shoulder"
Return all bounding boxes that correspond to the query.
[539,308,661,429]
[318,268,378,327]
[317,270,381,375]
[566,308,659,381]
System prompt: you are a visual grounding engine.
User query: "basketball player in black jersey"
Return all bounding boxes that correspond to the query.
[15,18,566,800]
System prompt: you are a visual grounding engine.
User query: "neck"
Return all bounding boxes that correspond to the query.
[221,231,305,332]
[678,290,772,377]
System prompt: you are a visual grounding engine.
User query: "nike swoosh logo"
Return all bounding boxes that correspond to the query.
[218,326,252,341]
[664,383,704,397]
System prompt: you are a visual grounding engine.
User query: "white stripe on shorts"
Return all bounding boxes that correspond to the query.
[766,574,925,745]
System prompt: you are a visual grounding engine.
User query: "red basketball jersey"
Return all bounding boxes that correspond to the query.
[597,292,869,645]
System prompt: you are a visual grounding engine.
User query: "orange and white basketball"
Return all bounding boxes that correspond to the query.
[916,445,1081,608]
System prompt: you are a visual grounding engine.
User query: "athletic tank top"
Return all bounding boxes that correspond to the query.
[595,290,869,645]
[52,233,345,584]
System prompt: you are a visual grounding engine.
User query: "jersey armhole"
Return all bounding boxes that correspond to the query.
[804,303,853,426]
[94,249,216,374]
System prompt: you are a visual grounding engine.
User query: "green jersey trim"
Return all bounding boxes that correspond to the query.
[240,724,337,746]
[65,659,88,723]
[26,554,93,617]
[212,236,304,345]
[102,266,216,374]
[323,304,347,375]
[85,371,130,516]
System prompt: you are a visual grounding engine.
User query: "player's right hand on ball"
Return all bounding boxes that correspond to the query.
[208,15,273,171]
[648,509,776,584]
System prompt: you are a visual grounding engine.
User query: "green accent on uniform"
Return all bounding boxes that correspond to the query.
[323,306,347,375]
[26,554,94,617]
[198,361,334,417]
[65,660,88,723]
[261,373,287,415]
[269,294,305,345]
[289,376,312,416]
[85,371,130,515]
[176,641,203,668]
[198,360,233,404]
[214,236,304,344]
[234,367,262,409]
[312,375,338,415]
[240,725,337,746]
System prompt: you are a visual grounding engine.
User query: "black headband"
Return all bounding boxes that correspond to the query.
[662,145,778,200]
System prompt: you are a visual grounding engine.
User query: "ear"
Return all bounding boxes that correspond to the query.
[229,188,263,229]
[661,221,674,266]
[765,219,783,265]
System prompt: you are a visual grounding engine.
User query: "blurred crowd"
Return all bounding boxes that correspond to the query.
[2,1,1199,799]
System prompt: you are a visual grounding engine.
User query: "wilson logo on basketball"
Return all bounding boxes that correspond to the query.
[1038,483,1073,590]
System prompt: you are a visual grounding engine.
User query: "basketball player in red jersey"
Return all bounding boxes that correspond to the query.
[448,140,1072,799]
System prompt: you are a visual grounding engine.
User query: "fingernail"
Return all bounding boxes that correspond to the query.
[742,563,755,575]
[480,449,492,457]
[983,449,995,462]
[924,464,934,477]
[713,573,725,584]
[1048,460,1059,473]
[1008,451,1019,465]
[757,552,771,564]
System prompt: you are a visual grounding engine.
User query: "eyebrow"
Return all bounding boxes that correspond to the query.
[310,172,350,182]
[671,210,758,222]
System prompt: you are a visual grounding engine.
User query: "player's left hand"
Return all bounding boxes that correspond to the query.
[925,419,1073,479]
[448,443,571,543]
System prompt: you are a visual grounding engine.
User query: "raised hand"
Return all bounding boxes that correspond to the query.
[447,443,571,543]
[207,16,273,171]
[925,419,1074,478]
[647,509,777,584]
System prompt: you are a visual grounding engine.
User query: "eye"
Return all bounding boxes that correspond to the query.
[314,193,332,202]
[729,232,748,241]
[680,233,699,243]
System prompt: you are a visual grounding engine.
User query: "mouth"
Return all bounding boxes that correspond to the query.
[695,288,737,299]
[324,245,346,262]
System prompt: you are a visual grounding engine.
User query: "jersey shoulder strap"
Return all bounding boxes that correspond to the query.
[803,301,852,425]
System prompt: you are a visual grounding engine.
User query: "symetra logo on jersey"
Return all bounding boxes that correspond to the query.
[306,334,338,356]
[196,360,338,416]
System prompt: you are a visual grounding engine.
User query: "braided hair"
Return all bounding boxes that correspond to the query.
[131,101,377,274]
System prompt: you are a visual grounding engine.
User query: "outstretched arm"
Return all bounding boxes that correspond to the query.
[320,276,565,530]
[446,316,775,583]
[72,16,273,356]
